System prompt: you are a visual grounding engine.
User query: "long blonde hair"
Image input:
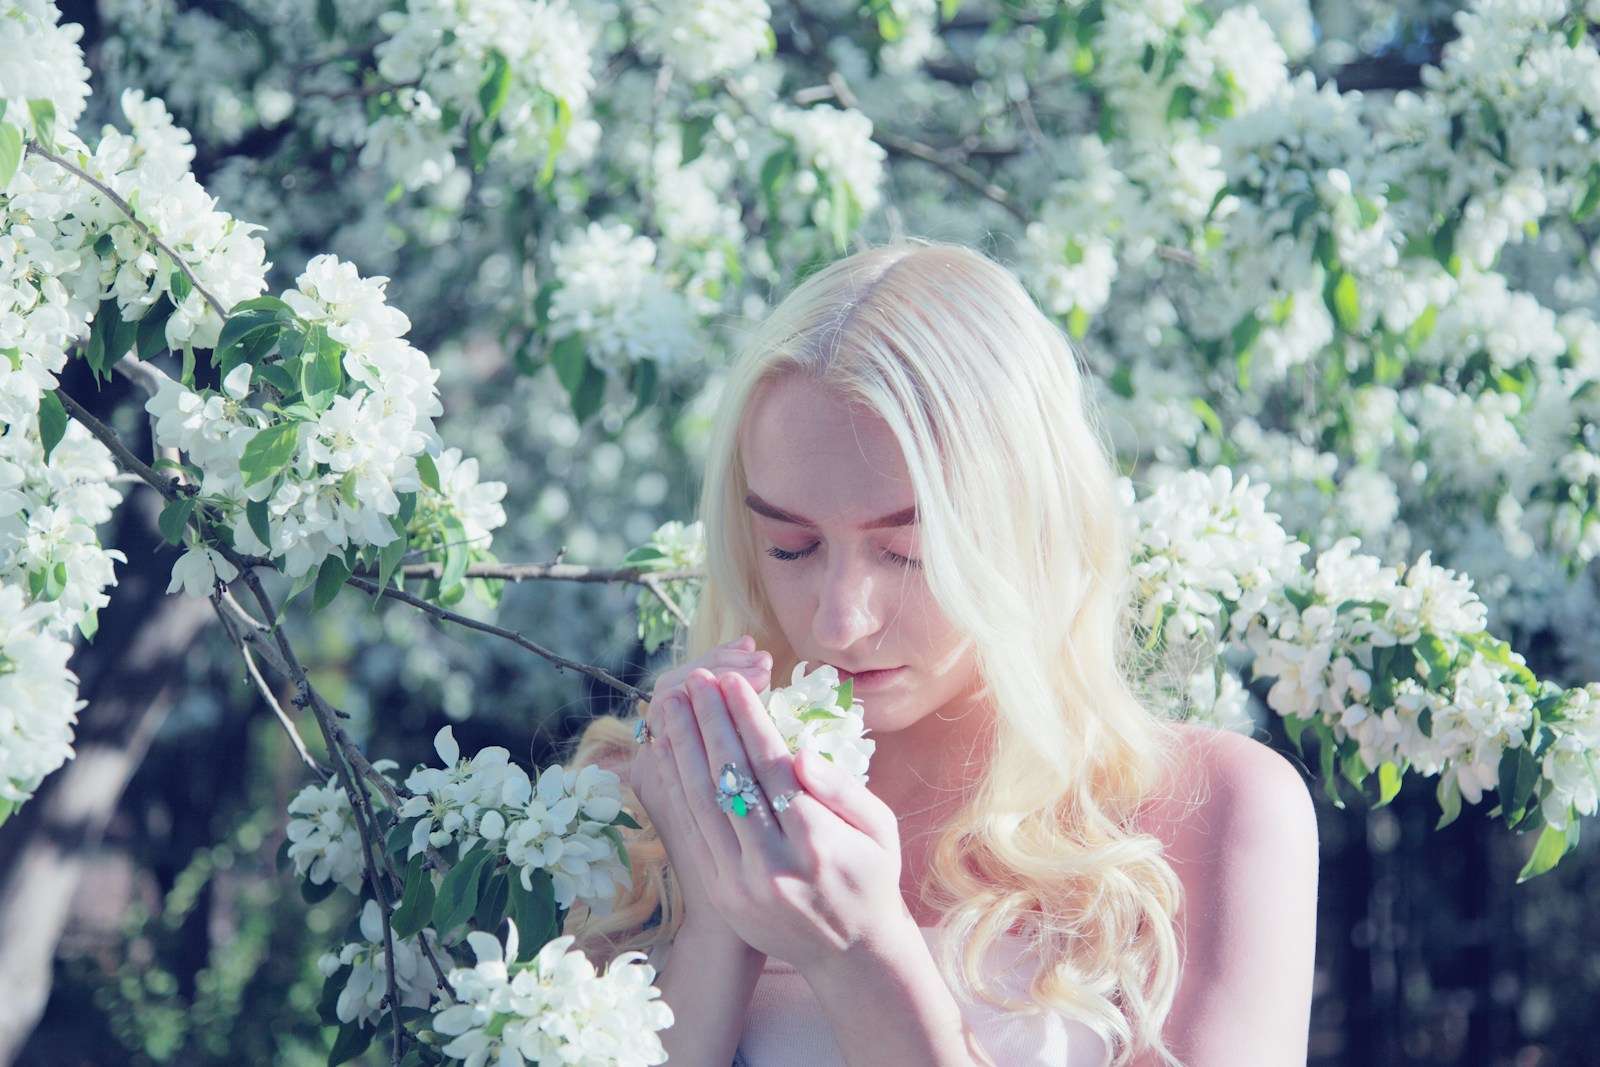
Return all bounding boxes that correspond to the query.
[564,238,1200,1064]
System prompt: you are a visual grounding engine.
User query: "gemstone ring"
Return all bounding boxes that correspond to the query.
[715,761,763,818]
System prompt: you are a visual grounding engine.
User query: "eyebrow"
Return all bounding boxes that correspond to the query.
[744,491,917,530]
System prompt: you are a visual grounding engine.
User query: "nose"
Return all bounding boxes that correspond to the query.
[811,544,886,652]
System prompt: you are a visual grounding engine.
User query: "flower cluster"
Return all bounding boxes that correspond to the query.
[547,222,703,377]
[767,103,888,227]
[633,0,775,83]
[0,416,125,810]
[365,0,598,190]
[431,921,672,1067]
[627,518,705,654]
[285,775,369,896]
[141,254,506,585]
[315,899,442,1027]
[398,727,631,914]
[757,661,876,784]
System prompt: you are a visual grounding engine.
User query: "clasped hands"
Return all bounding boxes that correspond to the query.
[628,638,912,978]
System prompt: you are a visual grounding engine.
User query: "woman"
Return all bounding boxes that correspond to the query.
[565,238,1318,1066]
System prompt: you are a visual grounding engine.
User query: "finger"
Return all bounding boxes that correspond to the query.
[661,689,744,879]
[792,746,900,853]
[645,662,769,739]
[718,671,807,825]
[684,670,785,857]
[645,731,725,904]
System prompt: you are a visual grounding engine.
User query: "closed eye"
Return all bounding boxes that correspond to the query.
[766,543,922,569]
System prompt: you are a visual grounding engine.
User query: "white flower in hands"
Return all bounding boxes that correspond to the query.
[759,661,876,785]
[165,544,238,598]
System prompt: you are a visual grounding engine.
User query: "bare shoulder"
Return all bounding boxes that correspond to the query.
[1136,720,1318,858]
[1129,722,1320,1064]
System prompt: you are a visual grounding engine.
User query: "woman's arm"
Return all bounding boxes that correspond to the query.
[1135,729,1320,1066]
[654,921,769,1067]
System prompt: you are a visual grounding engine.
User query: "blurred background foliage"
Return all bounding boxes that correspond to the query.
[6,1,1599,1065]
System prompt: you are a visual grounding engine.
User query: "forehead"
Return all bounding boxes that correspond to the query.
[739,376,912,516]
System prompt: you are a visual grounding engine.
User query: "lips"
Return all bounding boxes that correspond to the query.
[832,665,903,680]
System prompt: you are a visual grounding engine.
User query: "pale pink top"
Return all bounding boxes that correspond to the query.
[734,926,1112,1067]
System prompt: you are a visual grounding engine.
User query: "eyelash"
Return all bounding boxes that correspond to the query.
[766,543,923,569]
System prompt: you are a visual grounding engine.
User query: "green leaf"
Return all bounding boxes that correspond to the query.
[611,810,642,831]
[416,450,440,493]
[301,328,344,402]
[475,868,512,931]
[624,358,658,427]
[158,496,196,546]
[313,553,351,613]
[680,114,715,166]
[798,706,843,722]
[136,297,176,359]
[391,852,436,940]
[479,51,512,123]
[1329,271,1361,333]
[0,122,21,189]
[317,963,351,1026]
[300,874,338,904]
[27,99,55,151]
[1497,745,1540,828]
[1573,164,1600,222]
[599,825,631,877]
[1403,304,1437,350]
[1340,747,1370,790]
[1318,733,1344,810]
[1283,714,1308,756]
[1375,762,1402,807]
[1435,773,1462,829]
[1516,823,1570,883]
[169,268,193,307]
[1415,634,1454,688]
[28,561,68,603]
[759,146,797,217]
[439,513,470,592]
[835,676,855,709]
[246,498,273,552]
[37,391,67,464]
[327,1020,373,1067]
[431,844,493,935]
[275,838,293,875]
[316,0,338,36]
[375,534,409,601]
[240,422,301,487]
[506,868,557,957]
[1066,306,1089,341]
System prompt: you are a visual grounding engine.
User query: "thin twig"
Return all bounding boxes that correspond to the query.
[344,574,651,706]
[210,592,331,781]
[382,560,701,584]
[640,573,691,629]
[32,145,229,320]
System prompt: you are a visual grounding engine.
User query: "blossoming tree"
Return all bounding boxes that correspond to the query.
[5,0,1600,1061]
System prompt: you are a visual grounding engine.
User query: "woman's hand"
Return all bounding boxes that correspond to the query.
[660,665,912,977]
[627,636,772,941]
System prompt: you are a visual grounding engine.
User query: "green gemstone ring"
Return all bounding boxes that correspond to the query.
[715,762,762,819]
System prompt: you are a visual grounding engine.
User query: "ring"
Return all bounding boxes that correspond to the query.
[768,788,802,813]
[714,762,763,818]
[633,718,653,745]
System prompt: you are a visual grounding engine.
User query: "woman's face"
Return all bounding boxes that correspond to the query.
[738,374,982,736]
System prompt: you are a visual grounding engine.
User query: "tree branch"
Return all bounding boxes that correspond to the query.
[344,574,651,707]
[32,145,229,320]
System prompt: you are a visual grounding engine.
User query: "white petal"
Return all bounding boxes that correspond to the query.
[434,725,459,767]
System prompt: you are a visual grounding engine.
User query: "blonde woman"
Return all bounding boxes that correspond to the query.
[564,239,1319,1066]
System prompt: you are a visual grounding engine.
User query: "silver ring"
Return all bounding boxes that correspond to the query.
[769,788,802,813]
[633,718,653,745]
[714,762,763,818]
